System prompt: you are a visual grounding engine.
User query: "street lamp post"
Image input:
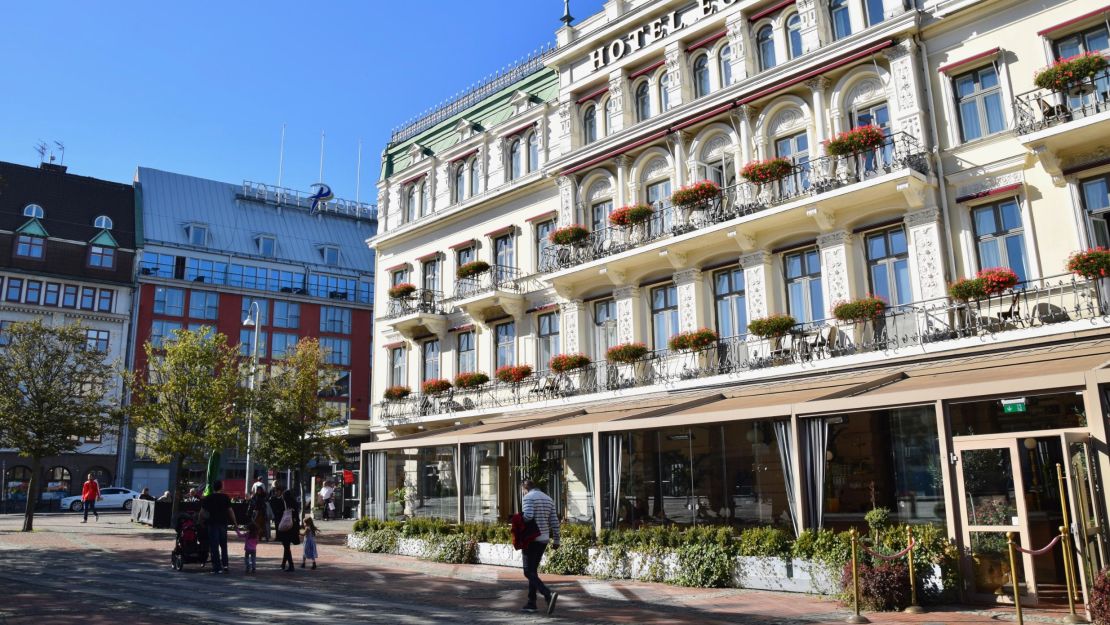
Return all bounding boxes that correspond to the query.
[243,301,261,499]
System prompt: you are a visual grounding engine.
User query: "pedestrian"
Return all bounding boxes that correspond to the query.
[271,485,300,572]
[200,479,238,575]
[235,522,260,574]
[250,474,266,497]
[157,491,172,502]
[318,480,335,521]
[138,487,156,502]
[80,474,101,523]
[301,515,319,569]
[247,485,268,540]
[520,479,560,614]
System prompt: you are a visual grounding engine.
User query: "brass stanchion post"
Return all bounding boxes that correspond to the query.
[847,528,870,624]
[1008,531,1023,625]
[904,525,924,613]
[1057,463,1089,624]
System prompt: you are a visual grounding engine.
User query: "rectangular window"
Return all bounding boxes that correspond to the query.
[241,297,269,326]
[271,332,299,358]
[97,289,114,313]
[775,132,810,193]
[257,236,276,258]
[537,312,560,370]
[23,280,42,304]
[140,253,176,278]
[322,246,340,266]
[457,331,476,374]
[714,268,748,338]
[593,299,617,360]
[184,257,228,285]
[150,320,183,348]
[239,329,269,358]
[1053,24,1110,59]
[391,269,410,288]
[494,234,515,282]
[495,321,515,369]
[1081,174,1110,247]
[864,0,885,26]
[88,246,115,269]
[320,306,352,334]
[456,246,475,268]
[422,339,440,381]
[188,290,219,320]
[85,329,110,352]
[536,220,555,272]
[651,285,680,351]
[320,337,350,366]
[79,287,96,310]
[15,235,44,259]
[954,66,1005,142]
[972,198,1028,283]
[784,248,823,324]
[831,0,852,39]
[422,259,440,293]
[308,273,357,300]
[154,287,185,316]
[62,285,78,308]
[188,224,208,246]
[591,201,613,232]
[273,301,300,328]
[389,347,407,387]
[865,228,912,307]
[43,283,60,306]
[5,278,22,302]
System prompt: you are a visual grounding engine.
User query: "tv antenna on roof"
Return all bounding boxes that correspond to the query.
[54,141,65,165]
[34,141,48,163]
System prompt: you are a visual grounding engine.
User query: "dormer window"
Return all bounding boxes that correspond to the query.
[88,245,115,269]
[15,235,44,259]
[186,224,208,247]
[257,235,276,258]
[322,245,340,266]
[94,215,113,230]
[23,204,44,219]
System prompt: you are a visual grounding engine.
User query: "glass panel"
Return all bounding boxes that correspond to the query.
[970,531,1026,595]
[951,392,1086,437]
[984,93,1006,134]
[960,101,982,141]
[889,228,907,255]
[464,442,505,523]
[978,239,1002,270]
[1005,235,1028,283]
[787,282,805,321]
[871,264,891,303]
[867,233,887,260]
[963,448,1018,526]
[808,279,824,321]
[999,200,1022,231]
[386,446,458,521]
[1083,178,1110,211]
[893,259,912,306]
[979,67,999,89]
[785,253,803,278]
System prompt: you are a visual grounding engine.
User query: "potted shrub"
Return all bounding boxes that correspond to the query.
[383,385,411,401]
[421,379,452,395]
[668,328,719,352]
[606,342,649,364]
[948,277,987,301]
[456,260,491,280]
[495,364,533,383]
[549,353,591,373]
[454,371,490,389]
[978,267,1019,294]
[388,282,417,299]
[740,158,794,184]
[549,225,590,246]
[832,296,886,322]
[1067,248,1110,279]
[608,204,654,227]
[824,126,886,157]
[1034,52,1109,94]
[670,180,721,209]
[747,314,797,338]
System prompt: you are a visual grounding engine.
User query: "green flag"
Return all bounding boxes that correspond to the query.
[203,450,221,497]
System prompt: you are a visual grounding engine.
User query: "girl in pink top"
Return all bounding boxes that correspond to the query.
[235,523,260,573]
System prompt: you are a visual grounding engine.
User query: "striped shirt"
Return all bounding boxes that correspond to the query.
[522,488,560,544]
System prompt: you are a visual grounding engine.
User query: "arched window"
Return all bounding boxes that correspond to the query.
[693,55,711,98]
[635,81,651,121]
[45,466,71,497]
[419,182,429,217]
[830,0,852,40]
[658,72,671,113]
[94,215,113,230]
[583,105,598,144]
[605,97,619,135]
[787,14,804,59]
[454,163,466,203]
[468,157,480,196]
[23,204,44,219]
[527,132,540,173]
[509,139,523,180]
[4,466,31,501]
[405,186,417,222]
[719,44,733,87]
[757,25,776,71]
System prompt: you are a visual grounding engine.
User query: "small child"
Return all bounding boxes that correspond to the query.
[301,516,319,570]
[235,522,260,573]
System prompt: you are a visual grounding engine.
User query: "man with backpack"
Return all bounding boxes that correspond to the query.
[519,479,560,614]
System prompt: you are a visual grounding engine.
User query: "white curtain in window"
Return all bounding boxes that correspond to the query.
[773,421,800,537]
[802,418,829,529]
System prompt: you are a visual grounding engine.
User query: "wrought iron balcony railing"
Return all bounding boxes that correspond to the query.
[451,264,525,300]
[1015,69,1110,134]
[541,132,929,272]
[383,288,446,320]
[378,273,1105,424]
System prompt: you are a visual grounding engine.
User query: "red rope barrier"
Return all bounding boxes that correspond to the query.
[860,538,915,561]
[1012,534,1061,556]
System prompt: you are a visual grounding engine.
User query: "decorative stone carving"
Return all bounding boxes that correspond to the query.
[817,230,849,247]
[808,207,836,231]
[741,255,769,320]
[770,108,804,136]
[726,13,747,82]
[953,170,1024,201]
[883,41,918,113]
[557,176,576,226]
[562,299,582,353]
[911,223,944,300]
[847,79,883,108]
[818,233,850,308]
[904,207,940,228]
[805,76,830,93]
[587,178,612,202]
[642,157,670,182]
[557,101,573,138]
[614,286,640,344]
[702,134,732,162]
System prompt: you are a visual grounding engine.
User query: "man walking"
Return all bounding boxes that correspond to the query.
[80,474,101,523]
[520,479,559,614]
[201,479,237,574]
[319,480,335,521]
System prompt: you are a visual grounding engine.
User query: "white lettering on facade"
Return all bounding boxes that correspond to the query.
[587,1,737,71]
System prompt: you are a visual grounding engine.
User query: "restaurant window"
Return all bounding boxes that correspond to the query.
[651,284,679,351]
[866,227,912,307]
[422,339,440,382]
[714,267,748,338]
[971,198,1028,284]
[457,330,476,373]
[384,446,457,521]
[537,312,560,371]
[784,248,823,324]
[953,65,1005,142]
[495,321,515,369]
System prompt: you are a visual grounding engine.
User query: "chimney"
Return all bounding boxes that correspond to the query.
[40,162,67,174]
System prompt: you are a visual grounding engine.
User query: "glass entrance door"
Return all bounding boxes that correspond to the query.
[1064,432,1108,608]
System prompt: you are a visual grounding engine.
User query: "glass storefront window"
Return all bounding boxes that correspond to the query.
[384,446,457,521]
[949,391,1086,437]
[463,442,507,524]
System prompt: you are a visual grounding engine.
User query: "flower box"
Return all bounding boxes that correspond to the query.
[670,180,721,208]
[977,267,1019,294]
[456,260,491,280]
[947,277,987,301]
[824,126,886,157]
[832,296,886,322]
[668,328,719,352]
[454,371,490,389]
[549,353,591,373]
[388,283,417,299]
[747,315,797,338]
[549,225,590,246]
[1034,52,1109,92]
[421,379,452,395]
[383,385,411,401]
[607,342,649,364]
[609,204,654,227]
[1067,248,1110,279]
[495,364,533,384]
[741,158,793,184]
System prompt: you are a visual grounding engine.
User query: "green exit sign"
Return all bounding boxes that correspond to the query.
[1002,398,1027,414]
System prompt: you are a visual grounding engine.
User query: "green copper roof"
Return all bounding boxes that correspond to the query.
[90,229,119,247]
[15,218,48,237]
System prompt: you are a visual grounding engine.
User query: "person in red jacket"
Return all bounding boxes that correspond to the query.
[81,474,102,523]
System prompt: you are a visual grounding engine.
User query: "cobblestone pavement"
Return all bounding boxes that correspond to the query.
[0,512,1079,624]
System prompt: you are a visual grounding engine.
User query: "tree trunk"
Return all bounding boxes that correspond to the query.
[299,455,309,520]
[169,454,183,523]
[22,457,42,532]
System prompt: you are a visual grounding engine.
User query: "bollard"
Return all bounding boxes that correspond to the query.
[1057,463,1090,624]
[904,525,924,614]
[846,528,870,624]
[1008,531,1023,625]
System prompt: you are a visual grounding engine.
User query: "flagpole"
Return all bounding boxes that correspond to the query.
[277,123,287,188]
[318,131,326,184]
[355,139,363,204]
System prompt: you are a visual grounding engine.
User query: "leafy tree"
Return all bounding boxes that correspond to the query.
[128,327,246,521]
[0,321,119,532]
[253,338,346,508]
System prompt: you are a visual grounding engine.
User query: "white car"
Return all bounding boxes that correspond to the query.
[60,487,141,512]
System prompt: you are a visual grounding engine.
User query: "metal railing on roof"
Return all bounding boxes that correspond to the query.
[238,181,377,220]
[388,44,557,145]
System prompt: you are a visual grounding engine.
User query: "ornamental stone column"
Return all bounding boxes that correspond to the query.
[796,0,825,55]
[904,207,947,303]
[614,286,642,345]
[556,100,575,156]
[741,250,773,322]
[608,70,629,134]
[561,299,586,355]
[725,12,749,83]
[664,43,687,109]
[807,77,831,158]
[557,176,577,227]
[615,155,630,208]
[883,40,928,146]
[674,268,705,332]
[817,230,853,319]
[672,131,689,188]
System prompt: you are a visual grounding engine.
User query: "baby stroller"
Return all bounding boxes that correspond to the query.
[171,512,210,571]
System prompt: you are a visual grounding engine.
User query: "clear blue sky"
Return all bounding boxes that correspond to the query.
[0,1,605,203]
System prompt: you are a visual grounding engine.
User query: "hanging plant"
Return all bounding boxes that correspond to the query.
[824,126,886,157]
[832,296,887,322]
[668,328,719,352]
[1034,52,1109,92]
[549,353,591,373]
[421,379,452,395]
[383,385,411,401]
[1067,248,1110,279]
[740,158,793,184]
[456,260,491,279]
[495,364,533,383]
[606,342,649,364]
[747,315,797,338]
[608,204,654,227]
[549,225,590,246]
[670,180,721,208]
[388,283,417,299]
[453,371,490,389]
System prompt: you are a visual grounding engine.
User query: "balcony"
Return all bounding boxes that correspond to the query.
[1014,70,1110,172]
[380,288,447,339]
[450,265,528,322]
[541,133,931,277]
[377,273,1106,425]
